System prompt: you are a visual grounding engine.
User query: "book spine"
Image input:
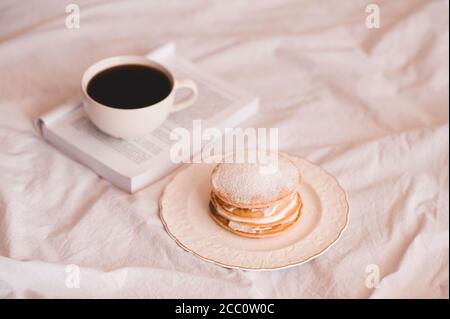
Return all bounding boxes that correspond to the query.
[35,100,82,134]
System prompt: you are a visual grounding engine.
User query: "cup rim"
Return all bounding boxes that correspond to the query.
[81,55,175,111]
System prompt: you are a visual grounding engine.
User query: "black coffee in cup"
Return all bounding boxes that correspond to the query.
[87,64,172,109]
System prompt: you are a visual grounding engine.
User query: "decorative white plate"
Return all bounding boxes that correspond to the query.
[160,155,349,271]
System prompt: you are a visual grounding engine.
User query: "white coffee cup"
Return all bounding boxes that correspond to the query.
[81,55,198,139]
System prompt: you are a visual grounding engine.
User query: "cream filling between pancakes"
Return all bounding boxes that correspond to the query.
[213,192,297,217]
[219,198,287,217]
[213,193,299,224]
[228,209,300,234]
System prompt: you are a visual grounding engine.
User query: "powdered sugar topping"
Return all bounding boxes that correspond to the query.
[211,154,299,206]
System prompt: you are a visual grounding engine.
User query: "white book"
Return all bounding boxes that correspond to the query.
[36,43,259,193]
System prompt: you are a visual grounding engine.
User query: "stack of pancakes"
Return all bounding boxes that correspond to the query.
[209,153,302,238]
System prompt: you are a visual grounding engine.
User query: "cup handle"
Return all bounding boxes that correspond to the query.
[170,78,198,113]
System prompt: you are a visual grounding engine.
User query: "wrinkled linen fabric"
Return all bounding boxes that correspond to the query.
[0,0,448,298]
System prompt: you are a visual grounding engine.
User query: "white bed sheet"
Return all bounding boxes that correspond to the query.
[0,0,448,298]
